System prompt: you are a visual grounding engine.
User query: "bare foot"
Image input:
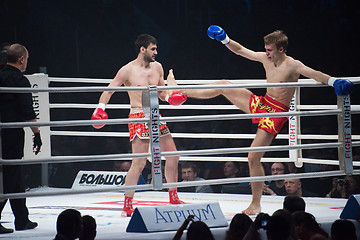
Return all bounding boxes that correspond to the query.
[242,204,261,215]
[166,69,177,96]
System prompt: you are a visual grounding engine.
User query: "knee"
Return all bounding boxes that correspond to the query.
[216,80,232,93]
[217,79,232,85]
[247,153,260,167]
[131,159,147,172]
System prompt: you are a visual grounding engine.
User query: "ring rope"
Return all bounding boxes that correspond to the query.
[0,109,343,129]
[50,131,360,141]
[48,76,360,84]
[2,169,358,201]
[3,77,360,94]
[179,156,360,166]
[49,103,360,111]
[0,141,347,165]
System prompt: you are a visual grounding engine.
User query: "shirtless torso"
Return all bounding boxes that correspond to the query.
[227,40,329,107]
[99,50,167,107]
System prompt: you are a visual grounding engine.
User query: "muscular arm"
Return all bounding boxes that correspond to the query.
[225,39,264,62]
[295,60,330,84]
[157,65,167,101]
[98,67,127,104]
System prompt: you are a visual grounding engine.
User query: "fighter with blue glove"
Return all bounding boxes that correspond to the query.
[169,26,355,215]
[327,77,354,96]
[207,25,230,45]
[206,25,354,97]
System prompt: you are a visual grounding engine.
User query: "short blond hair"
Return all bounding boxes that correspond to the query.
[264,30,288,51]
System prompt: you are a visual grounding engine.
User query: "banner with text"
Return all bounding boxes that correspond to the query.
[127,202,227,233]
[72,170,127,189]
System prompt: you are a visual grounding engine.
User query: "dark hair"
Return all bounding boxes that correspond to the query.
[271,162,289,174]
[6,44,27,63]
[266,215,292,240]
[134,34,157,54]
[225,213,252,240]
[271,209,298,239]
[186,221,215,240]
[331,219,357,240]
[283,196,306,213]
[292,211,329,238]
[81,215,97,240]
[181,162,199,175]
[56,209,82,236]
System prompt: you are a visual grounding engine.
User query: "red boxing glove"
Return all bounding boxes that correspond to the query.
[91,103,108,129]
[166,92,187,106]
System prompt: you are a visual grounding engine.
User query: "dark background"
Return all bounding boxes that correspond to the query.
[1,0,359,190]
[1,0,359,79]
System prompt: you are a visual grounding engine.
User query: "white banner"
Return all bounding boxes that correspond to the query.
[127,202,228,232]
[72,170,127,189]
[24,73,51,160]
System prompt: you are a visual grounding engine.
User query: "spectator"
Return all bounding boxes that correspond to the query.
[266,214,297,240]
[330,219,357,240]
[80,215,96,240]
[179,162,213,193]
[112,160,146,185]
[223,161,240,178]
[221,161,251,194]
[173,215,194,240]
[283,195,306,213]
[327,175,360,199]
[263,162,287,196]
[225,213,252,240]
[0,43,10,70]
[243,212,270,240]
[173,215,215,240]
[113,160,131,172]
[54,209,83,240]
[187,220,215,240]
[326,177,341,198]
[292,211,329,240]
[285,179,318,197]
[271,209,297,239]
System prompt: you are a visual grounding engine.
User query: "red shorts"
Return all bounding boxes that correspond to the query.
[249,94,289,136]
[128,112,170,142]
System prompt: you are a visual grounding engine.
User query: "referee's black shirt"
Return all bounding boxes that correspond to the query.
[0,65,36,123]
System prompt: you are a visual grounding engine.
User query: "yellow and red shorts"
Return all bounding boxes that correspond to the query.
[128,111,170,142]
[249,94,289,136]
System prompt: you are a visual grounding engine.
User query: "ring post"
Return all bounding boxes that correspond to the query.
[143,86,163,190]
[0,128,3,196]
[337,95,353,174]
[289,88,303,168]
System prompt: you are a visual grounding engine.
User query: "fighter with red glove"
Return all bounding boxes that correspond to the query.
[165,92,187,106]
[165,69,187,106]
[91,103,108,129]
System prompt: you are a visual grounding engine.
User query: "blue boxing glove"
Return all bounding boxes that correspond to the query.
[207,25,230,45]
[328,77,354,96]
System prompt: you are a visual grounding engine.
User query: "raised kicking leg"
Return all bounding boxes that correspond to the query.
[166,69,252,113]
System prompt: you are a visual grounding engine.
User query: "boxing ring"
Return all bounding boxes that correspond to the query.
[0,75,359,239]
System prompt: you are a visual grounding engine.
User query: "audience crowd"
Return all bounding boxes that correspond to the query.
[49,196,358,239]
[173,196,358,240]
